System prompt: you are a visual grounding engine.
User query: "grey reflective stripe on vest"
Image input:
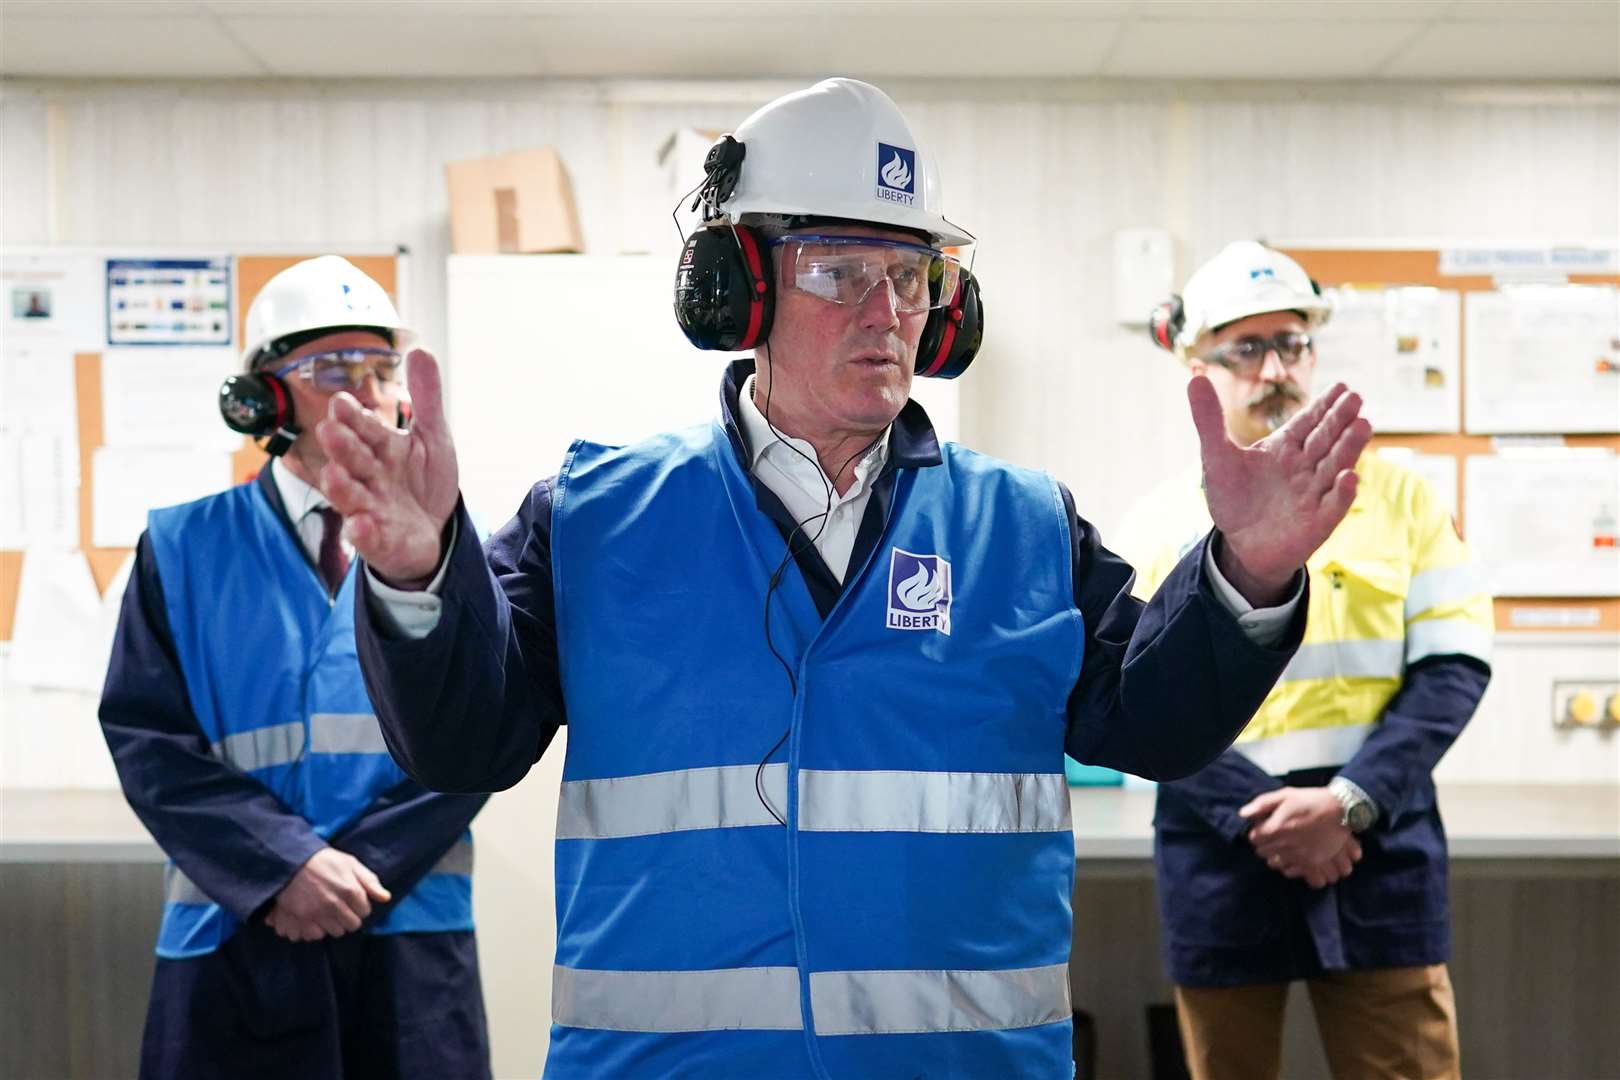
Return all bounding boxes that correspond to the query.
[165,863,211,906]
[1279,639,1404,683]
[431,838,474,877]
[1234,722,1377,775]
[165,840,472,909]
[809,962,1072,1036]
[1406,617,1493,665]
[557,763,787,840]
[309,713,390,755]
[211,720,303,771]
[1406,562,1487,619]
[798,770,1071,833]
[551,962,1071,1036]
[552,965,803,1032]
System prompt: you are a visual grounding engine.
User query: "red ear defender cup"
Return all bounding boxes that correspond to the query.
[219,371,294,437]
[915,268,982,379]
[1148,294,1184,352]
[673,223,776,352]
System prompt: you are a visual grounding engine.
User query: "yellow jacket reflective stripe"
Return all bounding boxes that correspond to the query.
[1113,452,1493,775]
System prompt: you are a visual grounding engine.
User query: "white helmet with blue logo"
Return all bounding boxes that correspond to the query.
[715,77,972,249]
[241,255,413,368]
[1175,241,1332,356]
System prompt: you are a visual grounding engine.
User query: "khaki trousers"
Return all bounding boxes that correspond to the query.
[1175,964,1461,1080]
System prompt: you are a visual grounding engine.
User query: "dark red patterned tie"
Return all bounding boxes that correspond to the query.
[315,507,350,594]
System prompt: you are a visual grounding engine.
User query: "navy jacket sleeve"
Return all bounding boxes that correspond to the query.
[1336,656,1489,826]
[99,533,329,920]
[328,776,487,909]
[1059,485,1307,784]
[356,486,565,794]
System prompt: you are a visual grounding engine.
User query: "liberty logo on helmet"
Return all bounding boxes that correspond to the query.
[886,548,951,635]
[876,142,916,207]
[1248,267,1276,281]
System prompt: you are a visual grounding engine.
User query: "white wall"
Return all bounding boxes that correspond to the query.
[4,76,1618,1076]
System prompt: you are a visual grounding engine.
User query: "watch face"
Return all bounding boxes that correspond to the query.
[1347,802,1375,832]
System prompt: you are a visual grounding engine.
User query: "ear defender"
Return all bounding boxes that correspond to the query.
[673,222,776,352]
[1148,294,1184,352]
[219,370,299,457]
[915,267,983,379]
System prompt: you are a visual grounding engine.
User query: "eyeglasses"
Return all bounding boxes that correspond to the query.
[769,234,961,314]
[272,347,403,391]
[1200,332,1314,376]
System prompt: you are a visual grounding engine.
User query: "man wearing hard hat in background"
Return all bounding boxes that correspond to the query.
[1115,242,1494,1080]
[322,80,1369,1078]
[98,256,490,1079]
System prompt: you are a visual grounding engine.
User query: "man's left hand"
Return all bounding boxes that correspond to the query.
[1189,377,1372,606]
[1240,786,1357,884]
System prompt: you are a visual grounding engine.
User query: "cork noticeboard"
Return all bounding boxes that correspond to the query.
[1281,247,1620,633]
[0,253,399,640]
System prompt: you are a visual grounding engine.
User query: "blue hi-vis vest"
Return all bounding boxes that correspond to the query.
[546,424,1085,1080]
[146,481,473,959]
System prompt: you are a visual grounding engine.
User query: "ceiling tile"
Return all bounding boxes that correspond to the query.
[1444,0,1619,22]
[1105,19,1422,78]
[1381,21,1620,78]
[219,15,543,77]
[0,15,264,77]
[1131,0,1444,20]
[524,15,1121,78]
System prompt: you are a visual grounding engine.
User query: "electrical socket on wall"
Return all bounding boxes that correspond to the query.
[1552,680,1620,730]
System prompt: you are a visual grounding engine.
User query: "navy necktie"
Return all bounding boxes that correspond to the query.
[315,507,350,595]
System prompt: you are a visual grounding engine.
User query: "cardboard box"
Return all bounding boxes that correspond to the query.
[446,147,584,254]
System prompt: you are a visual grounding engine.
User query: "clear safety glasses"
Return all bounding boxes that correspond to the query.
[770,234,962,314]
[273,347,403,391]
[1201,332,1314,377]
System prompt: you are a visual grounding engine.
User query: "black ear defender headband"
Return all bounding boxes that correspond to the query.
[672,134,985,378]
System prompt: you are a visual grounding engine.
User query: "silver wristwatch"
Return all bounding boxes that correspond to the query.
[1327,777,1377,834]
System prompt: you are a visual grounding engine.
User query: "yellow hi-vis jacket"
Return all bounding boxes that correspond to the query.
[1115,450,1494,985]
[1115,451,1492,775]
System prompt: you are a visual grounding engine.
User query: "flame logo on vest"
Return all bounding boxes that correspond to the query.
[876,143,916,207]
[886,548,951,635]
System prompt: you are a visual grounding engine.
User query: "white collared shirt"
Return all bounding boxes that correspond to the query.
[736,375,889,583]
[269,456,350,567]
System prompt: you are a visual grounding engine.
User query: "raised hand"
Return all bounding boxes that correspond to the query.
[265,847,392,943]
[317,349,460,585]
[1189,376,1372,605]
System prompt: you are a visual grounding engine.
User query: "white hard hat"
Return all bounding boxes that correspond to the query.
[715,78,972,249]
[241,255,412,367]
[1175,241,1332,355]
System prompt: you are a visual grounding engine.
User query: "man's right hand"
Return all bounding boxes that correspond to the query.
[318,348,460,585]
[265,847,392,943]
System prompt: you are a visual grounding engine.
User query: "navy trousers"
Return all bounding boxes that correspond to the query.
[140,924,490,1080]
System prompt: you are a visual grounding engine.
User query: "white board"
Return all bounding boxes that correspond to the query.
[1463,285,1620,434]
[1463,449,1620,597]
[1313,286,1461,434]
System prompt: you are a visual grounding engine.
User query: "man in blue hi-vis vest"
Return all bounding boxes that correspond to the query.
[323,80,1370,1080]
[99,256,491,1079]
